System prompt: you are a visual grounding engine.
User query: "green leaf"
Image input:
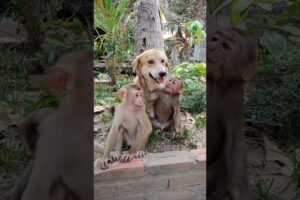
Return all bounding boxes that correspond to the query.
[260,31,287,58]
[235,0,254,13]
[212,0,233,16]
[255,2,273,11]
[278,25,300,37]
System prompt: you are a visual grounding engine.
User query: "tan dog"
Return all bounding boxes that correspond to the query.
[132,49,182,133]
[132,49,169,92]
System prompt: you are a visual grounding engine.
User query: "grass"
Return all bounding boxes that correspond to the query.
[0,126,29,172]
[195,114,206,128]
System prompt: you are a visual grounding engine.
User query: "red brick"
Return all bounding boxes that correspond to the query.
[191,148,206,167]
[94,184,115,196]
[169,174,204,189]
[143,152,197,175]
[94,158,144,182]
[115,194,145,200]
[94,194,113,200]
[191,148,206,155]
[155,190,193,200]
[116,178,168,193]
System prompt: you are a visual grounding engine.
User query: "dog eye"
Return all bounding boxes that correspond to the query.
[148,60,154,64]
[161,59,165,63]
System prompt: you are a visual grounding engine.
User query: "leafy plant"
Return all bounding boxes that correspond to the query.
[245,49,300,145]
[171,62,206,114]
[0,126,29,171]
[172,62,206,80]
[0,48,28,106]
[167,20,205,62]
[256,180,280,200]
[211,0,300,59]
[94,0,135,86]
[35,18,91,69]
[195,115,206,128]
[180,80,206,114]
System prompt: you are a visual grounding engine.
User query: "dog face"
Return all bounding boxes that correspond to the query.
[132,49,169,90]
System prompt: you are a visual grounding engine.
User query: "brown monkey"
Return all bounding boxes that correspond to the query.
[19,108,55,155]
[95,84,152,170]
[140,74,183,133]
[11,108,78,200]
[207,27,256,200]
[20,50,93,200]
[11,108,53,200]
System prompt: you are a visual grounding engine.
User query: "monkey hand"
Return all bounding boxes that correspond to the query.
[94,157,112,170]
[134,150,146,158]
[109,151,120,161]
[120,152,135,163]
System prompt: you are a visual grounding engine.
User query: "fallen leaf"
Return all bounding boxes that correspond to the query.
[264,136,293,176]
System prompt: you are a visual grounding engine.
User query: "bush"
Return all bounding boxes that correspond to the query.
[245,49,300,145]
[171,62,206,114]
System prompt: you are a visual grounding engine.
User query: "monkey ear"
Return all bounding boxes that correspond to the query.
[242,61,256,81]
[116,88,126,100]
[48,66,70,97]
[132,56,140,73]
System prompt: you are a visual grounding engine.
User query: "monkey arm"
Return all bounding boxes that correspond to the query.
[21,139,63,200]
[19,108,55,155]
[103,117,123,157]
[128,117,152,153]
[11,160,33,200]
[224,117,249,195]
[172,95,182,132]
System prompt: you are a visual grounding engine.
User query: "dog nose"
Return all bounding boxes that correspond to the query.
[159,71,166,77]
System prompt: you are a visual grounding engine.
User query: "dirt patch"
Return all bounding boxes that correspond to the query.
[245,128,298,199]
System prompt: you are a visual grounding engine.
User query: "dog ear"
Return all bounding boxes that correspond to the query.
[132,55,141,73]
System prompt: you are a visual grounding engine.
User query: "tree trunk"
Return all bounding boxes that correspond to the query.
[134,0,164,55]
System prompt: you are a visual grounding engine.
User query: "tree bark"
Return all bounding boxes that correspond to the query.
[134,0,164,55]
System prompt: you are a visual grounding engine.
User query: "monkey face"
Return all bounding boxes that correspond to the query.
[207,27,252,81]
[164,76,183,94]
[117,85,146,109]
[132,49,170,90]
[130,89,145,109]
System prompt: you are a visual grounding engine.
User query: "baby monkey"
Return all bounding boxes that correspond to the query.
[95,84,152,170]
[140,74,183,133]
